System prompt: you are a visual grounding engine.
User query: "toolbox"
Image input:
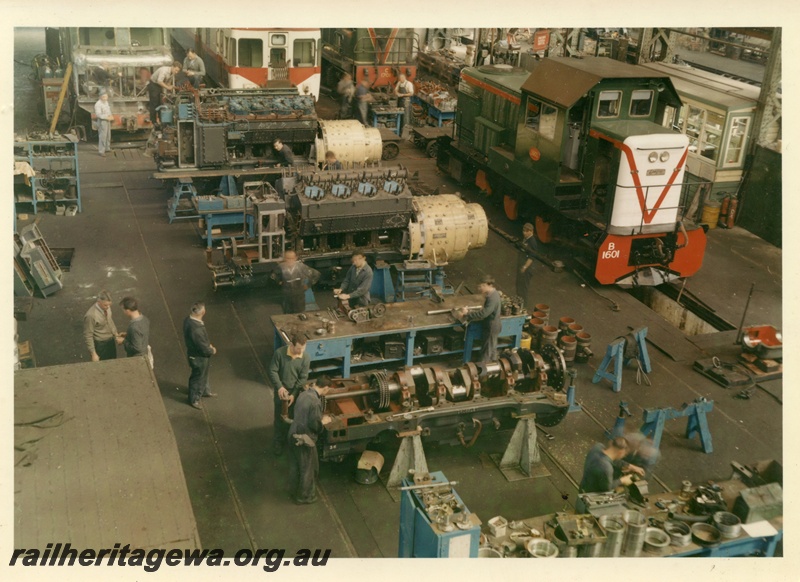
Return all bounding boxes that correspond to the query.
[419,334,444,356]
[383,336,405,359]
[733,482,783,523]
[443,332,464,352]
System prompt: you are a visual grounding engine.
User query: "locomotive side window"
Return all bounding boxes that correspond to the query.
[294,39,316,67]
[270,34,287,47]
[629,90,653,117]
[228,38,237,67]
[238,38,263,67]
[524,97,557,140]
[597,90,621,118]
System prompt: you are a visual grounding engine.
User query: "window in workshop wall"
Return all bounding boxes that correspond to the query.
[238,38,263,67]
[294,39,316,67]
[629,89,653,117]
[702,110,724,161]
[597,90,621,119]
[723,116,750,167]
[682,104,725,163]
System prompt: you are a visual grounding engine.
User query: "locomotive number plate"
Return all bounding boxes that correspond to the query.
[646,169,666,176]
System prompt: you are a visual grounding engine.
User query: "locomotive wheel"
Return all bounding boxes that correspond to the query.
[503,195,519,221]
[382,142,400,160]
[425,140,439,159]
[535,215,554,244]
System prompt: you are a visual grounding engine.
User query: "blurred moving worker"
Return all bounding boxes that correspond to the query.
[119,296,153,368]
[183,301,217,410]
[83,290,123,362]
[288,375,332,504]
[277,250,320,314]
[616,432,659,480]
[94,90,114,157]
[148,61,182,127]
[579,437,635,494]
[516,222,539,306]
[458,275,501,363]
[268,335,310,456]
[183,48,206,89]
[337,72,355,119]
[355,78,372,126]
[334,252,373,308]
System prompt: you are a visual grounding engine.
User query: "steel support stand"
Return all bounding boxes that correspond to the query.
[605,401,631,440]
[387,432,430,491]
[640,398,714,454]
[492,415,550,481]
[566,368,581,413]
[592,327,651,392]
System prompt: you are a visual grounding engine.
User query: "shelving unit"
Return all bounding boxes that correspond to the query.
[14,135,82,215]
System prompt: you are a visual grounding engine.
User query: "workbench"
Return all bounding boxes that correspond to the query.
[191,198,256,248]
[411,95,456,127]
[370,105,405,136]
[271,294,527,378]
[482,478,782,558]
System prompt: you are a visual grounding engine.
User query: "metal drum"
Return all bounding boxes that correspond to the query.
[599,515,625,557]
[315,119,383,165]
[663,519,692,547]
[643,527,671,555]
[527,539,559,558]
[478,547,503,558]
[408,195,489,262]
[622,510,647,557]
[713,511,742,539]
[578,542,603,558]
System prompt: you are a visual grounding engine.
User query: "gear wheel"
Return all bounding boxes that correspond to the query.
[540,343,568,392]
[369,371,391,411]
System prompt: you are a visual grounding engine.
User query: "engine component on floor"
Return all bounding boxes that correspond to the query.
[207,169,488,288]
[319,346,569,461]
[153,87,383,172]
[14,224,64,298]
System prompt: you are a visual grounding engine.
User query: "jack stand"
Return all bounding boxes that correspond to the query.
[370,260,396,303]
[640,398,714,454]
[386,431,430,494]
[566,368,581,413]
[167,177,198,224]
[592,327,651,392]
[491,415,550,481]
[605,401,631,440]
[218,175,238,196]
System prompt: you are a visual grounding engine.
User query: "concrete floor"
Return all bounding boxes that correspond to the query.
[14,30,783,557]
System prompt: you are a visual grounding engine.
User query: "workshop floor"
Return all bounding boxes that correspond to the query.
[13,32,783,554]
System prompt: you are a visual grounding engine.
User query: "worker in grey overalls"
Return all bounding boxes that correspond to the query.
[94,90,114,157]
[277,250,320,314]
[458,274,502,364]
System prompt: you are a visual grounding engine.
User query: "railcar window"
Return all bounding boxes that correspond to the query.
[229,39,237,67]
[294,39,316,67]
[238,39,263,68]
[629,90,653,117]
[724,116,750,167]
[270,34,287,47]
[597,90,621,118]
[130,28,164,46]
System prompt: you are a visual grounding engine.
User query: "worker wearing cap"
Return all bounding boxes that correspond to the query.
[516,222,539,306]
[288,375,332,504]
[458,275,502,363]
[94,90,114,157]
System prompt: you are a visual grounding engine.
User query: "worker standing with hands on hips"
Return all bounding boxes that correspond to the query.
[335,252,373,309]
[288,375,332,504]
[516,222,539,307]
[94,90,114,157]
[267,335,310,456]
[457,275,502,364]
[394,73,414,134]
[277,250,320,314]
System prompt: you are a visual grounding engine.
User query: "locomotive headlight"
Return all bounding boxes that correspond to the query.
[660,151,670,162]
[648,152,658,163]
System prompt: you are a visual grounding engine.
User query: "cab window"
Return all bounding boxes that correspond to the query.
[524,96,557,140]
[597,90,622,118]
[630,89,653,117]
